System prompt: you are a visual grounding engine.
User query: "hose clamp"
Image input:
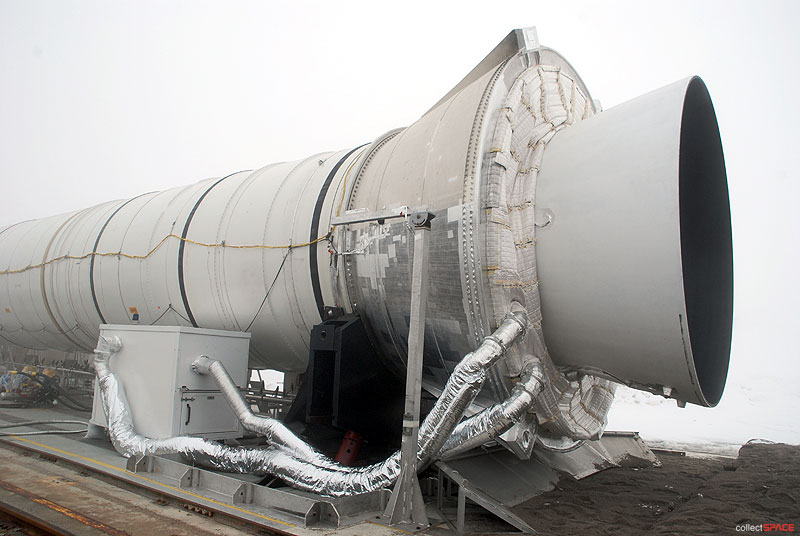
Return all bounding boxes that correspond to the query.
[504,311,528,333]
[483,335,506,354]
[191,356,213,375]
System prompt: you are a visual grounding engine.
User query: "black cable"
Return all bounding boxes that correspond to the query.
[245,250,292,332]
[149,303,190,326]
[150,305,172,325]
[0,419,88,436]
[10,371,60,403]
[13,372,93,411]
[171,307,192,324]
[53,396,92,413]
[51,383,93,411]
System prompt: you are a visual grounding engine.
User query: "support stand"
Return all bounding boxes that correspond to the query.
[384,211,434,527]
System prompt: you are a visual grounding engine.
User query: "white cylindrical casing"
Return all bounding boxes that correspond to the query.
[0,149,364,372]
[535,77,732,406]
[0,33,732,407]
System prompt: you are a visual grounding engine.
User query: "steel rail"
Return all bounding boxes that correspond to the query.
[0,499,77,535]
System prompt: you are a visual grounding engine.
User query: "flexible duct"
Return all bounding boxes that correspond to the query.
[194,312,527,468]
[190,355,338,469]
[415,311,527,464]
[531,358,617,441]
[95,313,528,496]
[94,334,395,495]
[440,360,545,459]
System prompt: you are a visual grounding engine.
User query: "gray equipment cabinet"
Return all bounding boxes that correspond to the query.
[90,325,250,440]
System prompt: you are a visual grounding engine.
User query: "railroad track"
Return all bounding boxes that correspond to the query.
[0,477,129,535]
[0,497,78,535]
[0,443,263,536]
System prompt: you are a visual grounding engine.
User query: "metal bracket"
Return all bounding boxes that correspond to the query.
[515,26,539,51]
[515,26,540,68]
[435,461,536,534]
[410,210,435,229]
[498,413,538,460]
[331,205,423,226]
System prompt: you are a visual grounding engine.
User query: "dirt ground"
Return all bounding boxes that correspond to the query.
[510,442,799,535]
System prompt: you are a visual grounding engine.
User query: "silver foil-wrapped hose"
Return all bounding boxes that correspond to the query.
[191,356,338,469]
[93,313,528,497]
[416,312,527,466]
[531,356,617,441]
[95,335,399,495]
[193,312,527,472]
[439,360,545,459]
[192,312,526,470]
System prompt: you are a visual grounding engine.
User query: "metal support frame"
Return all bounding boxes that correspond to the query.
[384,211,434,527]
[435,462,536,534]
[330,205,427,226]
[122,454,389,530]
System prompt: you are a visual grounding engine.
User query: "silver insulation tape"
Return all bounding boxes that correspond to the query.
[533,369,616,440]
[481,63,618,441]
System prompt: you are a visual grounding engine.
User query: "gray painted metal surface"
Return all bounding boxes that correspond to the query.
[88,324,250,440]
[439,431,659,510]
[436,461,537,534]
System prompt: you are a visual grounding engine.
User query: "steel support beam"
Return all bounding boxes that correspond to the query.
[384,212,434,527]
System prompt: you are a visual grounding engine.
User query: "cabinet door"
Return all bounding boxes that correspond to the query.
[179,390,241,437]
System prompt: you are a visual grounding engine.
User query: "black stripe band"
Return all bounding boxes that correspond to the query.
[178,171,246,327]
[308,146,364,319]
[89,194,148,324]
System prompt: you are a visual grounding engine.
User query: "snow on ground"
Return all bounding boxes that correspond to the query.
[607,372,800,456]
[605,310,800,455]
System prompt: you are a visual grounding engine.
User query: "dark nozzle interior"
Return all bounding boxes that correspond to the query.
[678,77,733,406]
